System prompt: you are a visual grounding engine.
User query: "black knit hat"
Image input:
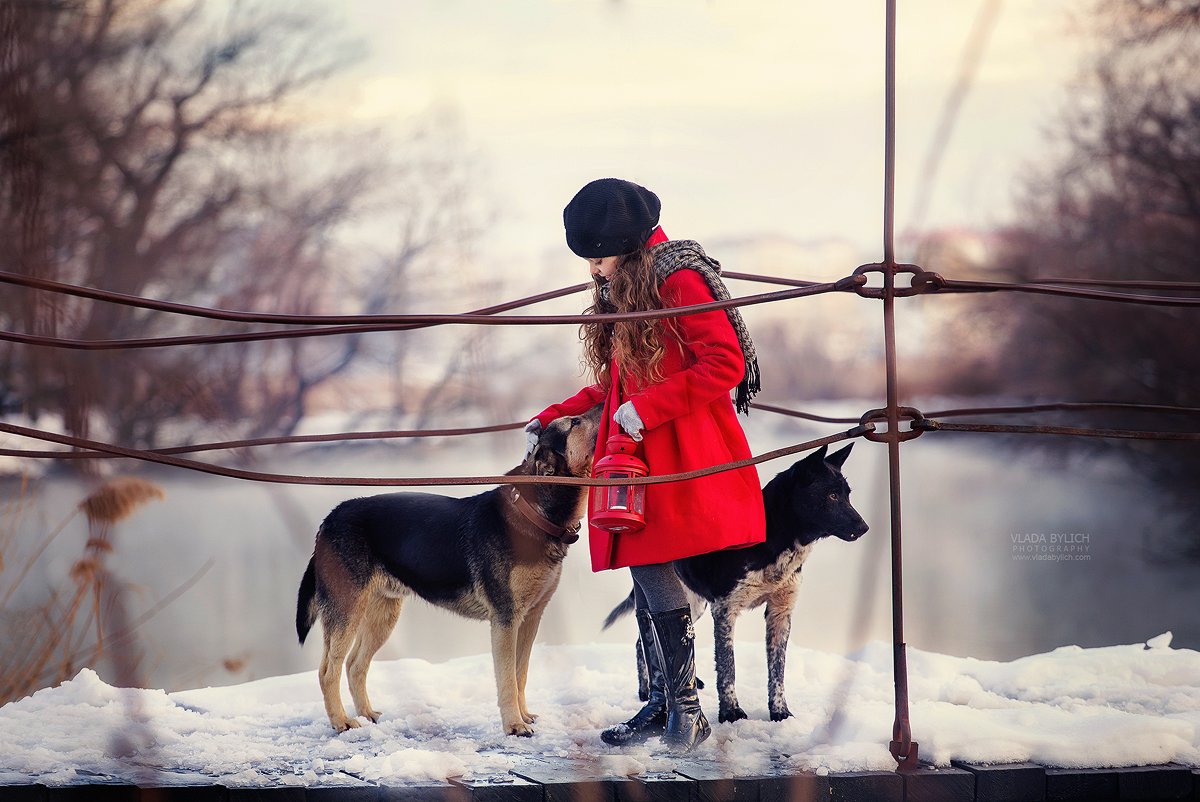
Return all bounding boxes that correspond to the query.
[563,178,661,258]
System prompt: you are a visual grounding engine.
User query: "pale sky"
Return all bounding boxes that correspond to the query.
[319,1,1091,267]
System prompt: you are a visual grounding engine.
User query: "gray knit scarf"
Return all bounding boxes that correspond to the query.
[599,239,761,414]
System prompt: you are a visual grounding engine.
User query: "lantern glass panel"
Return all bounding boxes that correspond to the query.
[607,471,630,510]
[629,486,644,515]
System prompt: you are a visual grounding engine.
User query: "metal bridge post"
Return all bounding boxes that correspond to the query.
[882,0,919,771]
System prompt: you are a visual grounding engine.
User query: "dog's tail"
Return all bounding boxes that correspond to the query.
[601,590,636,630]
[296,554,318,645]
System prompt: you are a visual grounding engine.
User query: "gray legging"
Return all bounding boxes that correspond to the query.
[629,561,688,612]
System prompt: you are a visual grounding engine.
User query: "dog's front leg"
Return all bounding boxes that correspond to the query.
[492,622,533,736]
[515,595,552,725]
[712,602,747,723]
[765,584,798,721]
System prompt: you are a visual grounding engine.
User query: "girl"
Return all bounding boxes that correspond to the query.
[527,178,766,752]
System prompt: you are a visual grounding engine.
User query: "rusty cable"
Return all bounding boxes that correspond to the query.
[0,270,588,326]
[916,420,1200,440]
[6,400,1199,461]
[926,277,1200,306]
[753,400,1200,426]
[750,402,863,424]
[0,268,820,322]
[0,420,872,487]
[0,421,528,459]
[722,271,824,288]
[1030,277,1200,291]
[0,279,860,351]
[925,401,1200,419]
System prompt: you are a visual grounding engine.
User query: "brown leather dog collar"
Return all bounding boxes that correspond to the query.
[508,485,581,545]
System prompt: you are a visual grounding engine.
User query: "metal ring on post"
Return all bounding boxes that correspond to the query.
[859,407,927,442]
[852,263,932,299]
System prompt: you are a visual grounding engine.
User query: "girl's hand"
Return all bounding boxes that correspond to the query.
[524,419,542,458]
[614,401,644,441]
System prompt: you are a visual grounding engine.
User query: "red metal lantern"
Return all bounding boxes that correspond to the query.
[590,432,648,533]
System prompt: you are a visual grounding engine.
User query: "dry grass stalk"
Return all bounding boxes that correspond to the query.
[79,477,165,527]
[0,476,165,705]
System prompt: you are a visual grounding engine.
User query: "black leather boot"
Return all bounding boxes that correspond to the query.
[601,609,667,745]
[649,606,711,752]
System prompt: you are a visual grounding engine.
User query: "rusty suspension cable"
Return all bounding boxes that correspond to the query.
[0,269,819,324]
[0,279,861,351]
[0,419,872,488]
[0,420,528,459]
[915,420,1200,440]
[0,269,591,325]
[919,276,1200,306]
[924,401,1200,419]
[6,399,1200,461]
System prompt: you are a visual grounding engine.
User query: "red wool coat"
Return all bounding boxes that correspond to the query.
[534,268,767,571]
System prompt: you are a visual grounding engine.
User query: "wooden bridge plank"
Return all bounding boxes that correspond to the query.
[509,757,624,802]
[825,771,903,802]
[305,787,383,802]
[615,772,694,802]
[450,775,541,802]
[950,762,1046,802]
[138,788,230,801]
[225,789,306,802]
[673,759,759,802]
[0,786,49,802]
[45,786,139,802]
[754,773,822,802]
[1116,764,1193,801]
[902,765,975,802]
[376,784,468,802]
[1044,767,1119,801]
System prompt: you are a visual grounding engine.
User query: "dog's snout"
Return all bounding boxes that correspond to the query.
[569,416,580,428]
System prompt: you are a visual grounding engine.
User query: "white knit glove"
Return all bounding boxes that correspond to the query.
[613,401,644,441]
[524,419,542,458]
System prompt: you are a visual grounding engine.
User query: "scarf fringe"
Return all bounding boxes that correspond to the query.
[735,356,760,415]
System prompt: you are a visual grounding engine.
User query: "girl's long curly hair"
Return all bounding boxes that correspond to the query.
[581,247,674,392]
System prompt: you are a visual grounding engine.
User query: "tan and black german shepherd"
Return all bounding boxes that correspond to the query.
[296,406,601,735]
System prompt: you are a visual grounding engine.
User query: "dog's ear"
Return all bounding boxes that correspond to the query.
[786,445,827,485]
[826,443,853,469]
[795,444,828,471]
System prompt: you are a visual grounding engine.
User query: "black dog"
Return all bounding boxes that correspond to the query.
[297,406,600,735]
[605,443,867,724]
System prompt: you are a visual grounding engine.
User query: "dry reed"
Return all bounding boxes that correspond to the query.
[0,476,165,705]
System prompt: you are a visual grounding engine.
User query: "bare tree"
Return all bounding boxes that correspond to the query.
[973,0,1200,558]
[0,0,484,453]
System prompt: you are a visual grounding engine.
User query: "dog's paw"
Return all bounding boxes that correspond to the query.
[520,710,539,724]
[332,717,361,733]
[718,705,748,724]
[361,709,381,724]
[769,707,794,722]
[507,721,536,737]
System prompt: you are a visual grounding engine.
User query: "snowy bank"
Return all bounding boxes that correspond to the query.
[0,635,1197,787]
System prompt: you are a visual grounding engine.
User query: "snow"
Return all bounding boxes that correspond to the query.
[1,633,1198,787]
